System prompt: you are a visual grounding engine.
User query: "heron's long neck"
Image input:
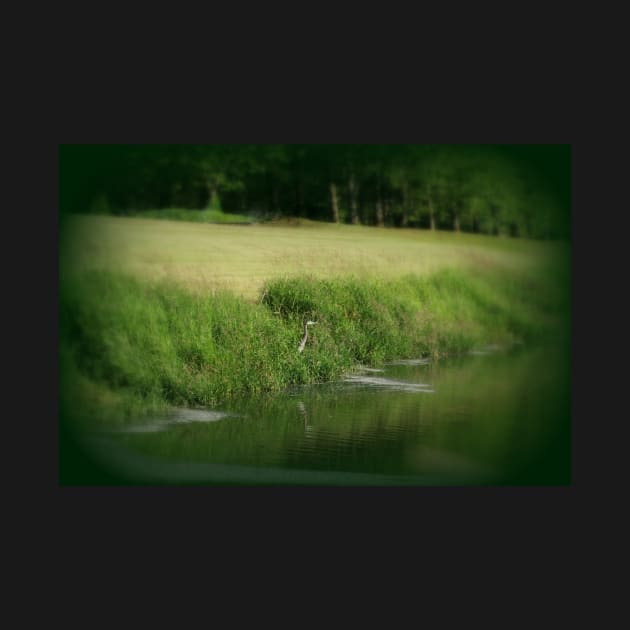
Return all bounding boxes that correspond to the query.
[304,323,309,337]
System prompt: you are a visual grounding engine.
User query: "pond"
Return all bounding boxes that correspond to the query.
[80,343,571,485]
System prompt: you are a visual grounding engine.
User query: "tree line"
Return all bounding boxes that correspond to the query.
[60,144,570,239]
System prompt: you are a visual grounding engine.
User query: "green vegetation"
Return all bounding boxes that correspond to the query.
[60,223,569,430]
[60,144,570,239]
[59,144,571,484]
[123,207,253,224]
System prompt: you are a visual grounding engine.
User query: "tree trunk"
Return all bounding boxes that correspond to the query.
[206,182,220,210]
[491,205,499,235]
[428,193,436,231]
[171,181,182,207]
[375,199,385,227]
[297,177,305,217]
[330,181,340,223]
[348,173,360,224]
[401,180,409,227]
[375,178,385,227]
[272,183,280,214]
[268,174,280,215]
[452,199,461,232]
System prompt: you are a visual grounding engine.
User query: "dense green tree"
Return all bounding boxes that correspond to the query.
[60,144,570,240]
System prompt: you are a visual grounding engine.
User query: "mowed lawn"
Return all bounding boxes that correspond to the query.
[60,215,566,301]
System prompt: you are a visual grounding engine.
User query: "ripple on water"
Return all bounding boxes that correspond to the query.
[168,409,236,423]
[469,344,504,356]
[342,375,434,393]
[115,408,237,433]
[384,358,432,366]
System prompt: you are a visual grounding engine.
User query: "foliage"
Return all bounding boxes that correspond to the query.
[124,208,253,223]
[59,144,570,239]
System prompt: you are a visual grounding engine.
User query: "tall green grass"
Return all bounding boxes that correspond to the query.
[60,266,569,428]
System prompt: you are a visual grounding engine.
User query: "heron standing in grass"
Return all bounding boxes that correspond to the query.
[298,321,317,353]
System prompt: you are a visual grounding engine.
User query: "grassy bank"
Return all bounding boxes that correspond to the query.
[60,262,569,428]
[59,214,570,427]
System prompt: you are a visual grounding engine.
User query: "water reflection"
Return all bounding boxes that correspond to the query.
[297,400,309,432]
[85,343,570,485]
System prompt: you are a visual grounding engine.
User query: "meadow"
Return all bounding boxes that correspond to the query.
[59,214,570,428]
[60,215,566,300]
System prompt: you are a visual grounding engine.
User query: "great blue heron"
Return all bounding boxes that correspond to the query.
[298,320,316,353]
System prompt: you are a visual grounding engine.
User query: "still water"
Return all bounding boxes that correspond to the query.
[83,344,571,485]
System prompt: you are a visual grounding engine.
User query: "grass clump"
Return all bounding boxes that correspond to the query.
[260,267,561,365]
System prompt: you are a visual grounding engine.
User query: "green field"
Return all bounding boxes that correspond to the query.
[60,215,566,301]
[59,214,570,426]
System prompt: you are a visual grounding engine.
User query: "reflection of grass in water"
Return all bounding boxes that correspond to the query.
[104,391,430,472]
[60,262,568,433]
[95,344,569,484]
